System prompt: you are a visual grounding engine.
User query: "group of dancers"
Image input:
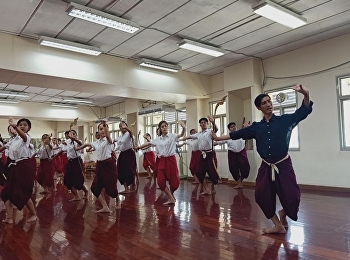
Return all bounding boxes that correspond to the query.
[0,84,312,234]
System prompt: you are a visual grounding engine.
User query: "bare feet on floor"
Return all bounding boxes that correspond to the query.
[278,210,288,227]
[96,207,111,213]
[233,184,243,189]
[163,200,175,206]
[2,217,13,224]
[262,225,286,234]
[27,215,37,223]
[200,189,212,195]
[69,197,81,201]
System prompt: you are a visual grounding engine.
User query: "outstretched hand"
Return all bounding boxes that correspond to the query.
[292,84,309,95]
[207,115,214,123]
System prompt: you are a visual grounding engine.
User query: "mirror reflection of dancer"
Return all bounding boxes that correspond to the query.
[142,133,156,179]
[75,122,119,212]
[0,118,37,224]
[217,122,250,189]
[213,85,313,234]
[137,120,186,206]
[116,121,137,194]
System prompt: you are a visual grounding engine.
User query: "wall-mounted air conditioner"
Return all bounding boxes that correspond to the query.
[138,104,175,115]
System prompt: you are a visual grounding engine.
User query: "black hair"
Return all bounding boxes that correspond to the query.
[120,120,128,126]
[64,131,70,135]
[198,117,208,123]
[95,131,99,134]
[97,123,108,130]
[158,121,168,135]
[58,138,61,142]
[17,118,32,131]
[254,94,270,107]
[227,122,236,129]
[70,129,77,134]
[42,134,50,139]
[190,128,196,134]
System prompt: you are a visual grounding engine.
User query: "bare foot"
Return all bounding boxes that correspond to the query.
[262,225,286,234]
[69,197,81,201]
[278,210,288,227]
[84,191,88,199]
[96,207,111,213]
[119,190,131,194]
[234,184,244,189]
[200,189,212,195]
[27,215,38,223]
[2,218,13,224]
[163,200,175,206]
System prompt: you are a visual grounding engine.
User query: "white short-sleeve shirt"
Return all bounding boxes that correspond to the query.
[217,139,245,153]
[91,137,114,161]
[37,145,53,159]
[6,134,32,160]
[116,132,133,152]
[190,129,213,151]
[150,133,178,157]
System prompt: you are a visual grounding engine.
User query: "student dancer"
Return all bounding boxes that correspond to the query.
[75,122,119,212]
[137,120,186,205]
[187,129,201,184]
[182,117,219,195]
[115,121,137,194]
[142,133,156,179]
[36,134,55,193]
[212,85,313,234]
[53,130,88,201]
[52,137,64,176]
[0,118,37,223]
[217,122,250,189]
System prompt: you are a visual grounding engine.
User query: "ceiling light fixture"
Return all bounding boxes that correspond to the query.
[66,2,140,34]
[0,99,19,104]
[51,103,78,109]
[252,0,307,29]
[63,98,93,104]
[0,93,29,98]
[139,59,181,73]
[177,39,226,57]
[39,36,102,56]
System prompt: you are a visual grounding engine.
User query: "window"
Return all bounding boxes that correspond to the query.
[144,109,187,151]
[210,101,227,151]
[337,76,350,150]
[266,88,299,150]
[90,126,94,142]
[109,123,121,141]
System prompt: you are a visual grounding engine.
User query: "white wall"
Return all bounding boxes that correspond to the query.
[0,118,53,139]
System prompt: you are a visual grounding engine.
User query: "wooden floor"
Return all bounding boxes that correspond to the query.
[0,177,350,260]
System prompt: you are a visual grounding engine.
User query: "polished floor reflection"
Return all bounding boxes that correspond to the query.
[0,177,350,260]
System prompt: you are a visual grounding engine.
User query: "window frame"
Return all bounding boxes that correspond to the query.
[265,86,300,151]
[336,75,350,151]
[209,100,227,151]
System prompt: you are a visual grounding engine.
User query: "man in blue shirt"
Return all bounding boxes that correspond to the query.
[212,84,313,234]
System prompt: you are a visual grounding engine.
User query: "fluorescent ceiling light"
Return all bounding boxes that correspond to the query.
[51,103,78,109]
[139,59,181,73]
[66,2,140,34]
[0,93,29,98]
[252,0,307,29]
[39,36,102,56]
[63,98,93,104]
[0,99,19,104]
[177,39,226,57]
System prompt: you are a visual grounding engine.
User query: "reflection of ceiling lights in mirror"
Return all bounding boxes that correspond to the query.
[252,0,307,29]
[178,39,226,57]
[0,93,29,98]
[138,104,176,115]
[51,103,78,109]
[66,2,140,33]
[0,99,19,104]
[39,36,102,56]
[139,59,181,72]
[63,98,93,104]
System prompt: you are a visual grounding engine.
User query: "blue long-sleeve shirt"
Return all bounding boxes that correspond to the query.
[229,101,313,159]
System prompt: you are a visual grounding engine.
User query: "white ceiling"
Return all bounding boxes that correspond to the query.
[1,0,350,107]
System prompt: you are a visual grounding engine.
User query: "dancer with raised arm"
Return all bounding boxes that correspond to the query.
[75,122,119,213]
[137,120,186,206]
[0,118,37,223]
[212,85,313,234]
[217,122,250,189]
